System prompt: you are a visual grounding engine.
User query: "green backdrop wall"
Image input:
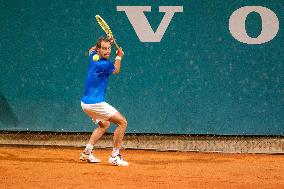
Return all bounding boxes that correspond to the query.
[0,0,283,135]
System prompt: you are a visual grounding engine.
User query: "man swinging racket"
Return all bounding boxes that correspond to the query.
[80,36,129,166]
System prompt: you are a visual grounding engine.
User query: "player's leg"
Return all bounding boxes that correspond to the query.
[80,121,110,163]
[87,120,111,147]
[107,111,129,166]
[108,112,127,149]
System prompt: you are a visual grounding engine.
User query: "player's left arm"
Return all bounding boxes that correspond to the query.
[113,48,124,75]
[88,46,97,56]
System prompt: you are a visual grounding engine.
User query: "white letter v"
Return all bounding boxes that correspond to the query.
[117,6,183,42]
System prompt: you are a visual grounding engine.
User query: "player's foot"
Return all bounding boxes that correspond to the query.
[80,152,101,163]
[108,154,129,166]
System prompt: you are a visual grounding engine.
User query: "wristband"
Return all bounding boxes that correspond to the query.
[115,56,122,61]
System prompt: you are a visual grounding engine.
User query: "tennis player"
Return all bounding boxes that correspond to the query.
[80,37,129,166]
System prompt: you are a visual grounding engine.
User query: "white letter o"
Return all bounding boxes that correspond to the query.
[229,6,279,44]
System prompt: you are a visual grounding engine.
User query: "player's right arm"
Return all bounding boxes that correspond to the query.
[113,48,124,75]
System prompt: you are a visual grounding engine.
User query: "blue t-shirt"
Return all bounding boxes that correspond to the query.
[81,51,115,104]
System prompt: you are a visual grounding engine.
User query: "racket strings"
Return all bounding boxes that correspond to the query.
[96,16,113,37]
[95,15,119,49]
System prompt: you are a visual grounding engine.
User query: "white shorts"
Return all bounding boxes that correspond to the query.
[81,101,118,124]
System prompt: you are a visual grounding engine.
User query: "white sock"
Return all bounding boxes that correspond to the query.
[111,148,120,157]
[84,143,94,154]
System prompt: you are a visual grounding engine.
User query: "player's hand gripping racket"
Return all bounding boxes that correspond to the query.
[95,15,120,49]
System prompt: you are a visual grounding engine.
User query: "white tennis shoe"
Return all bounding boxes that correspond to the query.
[108,154,129,166]
[80,152,101,163]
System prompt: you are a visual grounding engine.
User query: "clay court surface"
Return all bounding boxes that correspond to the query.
[0,146,283,189]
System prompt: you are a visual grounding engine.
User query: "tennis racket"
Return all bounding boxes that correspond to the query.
[95,15,120,49]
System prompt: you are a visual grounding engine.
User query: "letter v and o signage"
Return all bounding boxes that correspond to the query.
[117,6,279,45]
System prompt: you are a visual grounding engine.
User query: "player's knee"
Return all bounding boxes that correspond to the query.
[119,118,127,128]
[104,122,111,131]
[122,118,128,128]
[99,121,110,131]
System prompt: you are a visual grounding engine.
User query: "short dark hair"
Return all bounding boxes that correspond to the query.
[95,37,112,49]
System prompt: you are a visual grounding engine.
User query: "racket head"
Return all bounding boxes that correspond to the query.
[95,15,113,37]
[95,15,120,49]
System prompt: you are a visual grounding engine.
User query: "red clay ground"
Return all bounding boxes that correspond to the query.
[0,146,283,189]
